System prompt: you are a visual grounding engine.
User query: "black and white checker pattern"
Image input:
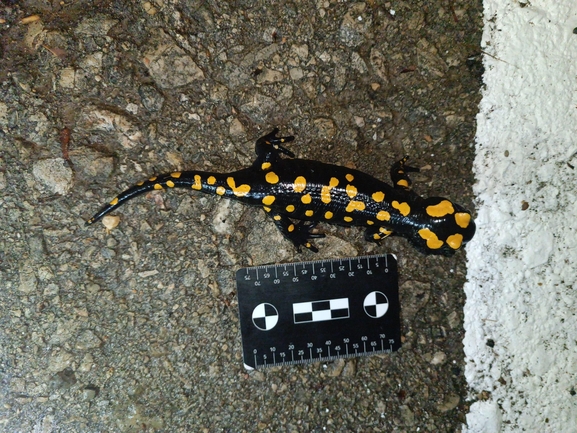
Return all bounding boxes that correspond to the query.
[363,291,389,318]
[252,303,279,331]
[293,298,350,324]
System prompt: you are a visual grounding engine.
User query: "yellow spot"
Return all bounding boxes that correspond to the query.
[166,180,175,188]
[418,228,444,250]
[379,227,393,237]
[366,220,374,225]
[301,194,312,204]
[305,242,311,248]
[227,177,251,197]
[320,186,331,204]
[447,233,464,249]
[396,179,409,188]
[392,201,411,216]
[153,184,163,190]
[234,184,251,196]
[110,197,119,206]
[345,200,365,213]
[373,233,381,240]
[137,181,144,186]
[171,172,182,178]
[286,204,295,212]
[288,224,295,233]
[372,191,385,202]
[262,195,276,205]
[265,171,279,184]
[192,174,202,190]
[344,216,353,222]
[346,173,354,182]
[207,176,216,185]
[455,212,471,229]
[305,210,314,217]
[273,215,281,221]
[263,206,271,212]
[321,177,339,204]
[293,176,307,193]
[376,210,390,221]
[325,211,333,219]
[149,176,157,182]
[426,200,455,217]
[346,184,358,198]
[216,186,226,195]
[261,162,272,170]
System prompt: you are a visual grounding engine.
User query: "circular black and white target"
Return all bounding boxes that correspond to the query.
[251,303,279,331]
[363,291,389,318]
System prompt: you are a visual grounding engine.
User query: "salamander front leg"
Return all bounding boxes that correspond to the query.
[265,209,325,252]
[364,226,394,242]
[390,156,420,190]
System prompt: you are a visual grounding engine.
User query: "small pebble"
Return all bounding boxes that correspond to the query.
[143,2,158,15]
[430,351,447,365]
[102,215,120,231]
[21,15,41,24]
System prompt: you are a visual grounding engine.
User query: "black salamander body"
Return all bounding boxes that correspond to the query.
[87,129,475,255]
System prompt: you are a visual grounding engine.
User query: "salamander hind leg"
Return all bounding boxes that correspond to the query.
[255,128,295,168]
[390,156,420,190]
[265,209,325,252]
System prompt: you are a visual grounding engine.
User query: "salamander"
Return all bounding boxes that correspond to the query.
[86,128,476,255]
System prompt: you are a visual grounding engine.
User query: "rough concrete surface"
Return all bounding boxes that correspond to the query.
[0,1,481,432]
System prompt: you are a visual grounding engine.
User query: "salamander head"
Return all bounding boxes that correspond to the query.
[407,197,476,256]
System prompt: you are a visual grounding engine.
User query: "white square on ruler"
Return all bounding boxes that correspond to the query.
[312,310,333,322]
[292,302,313,314]
[330,298,349,310]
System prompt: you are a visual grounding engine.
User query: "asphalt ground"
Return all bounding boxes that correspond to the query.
[0,1,482,431]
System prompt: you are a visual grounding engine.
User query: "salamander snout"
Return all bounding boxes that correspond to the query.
[408,197,476,256]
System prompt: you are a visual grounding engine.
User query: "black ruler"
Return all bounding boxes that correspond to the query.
[236,254,401,370]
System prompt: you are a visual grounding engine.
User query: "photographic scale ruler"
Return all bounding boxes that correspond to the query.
[236,253,401,370]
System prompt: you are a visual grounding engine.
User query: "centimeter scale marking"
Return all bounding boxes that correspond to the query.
[236,254,401,370]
